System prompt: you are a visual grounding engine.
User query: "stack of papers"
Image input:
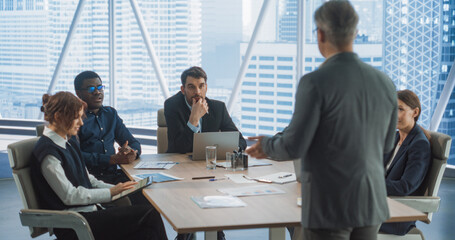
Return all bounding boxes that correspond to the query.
[217,185,285,197]
[133,172,183,183]
[134,161,178,169]
[191,195,247,209]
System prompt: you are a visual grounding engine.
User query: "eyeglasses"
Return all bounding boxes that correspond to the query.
[78,85,104,93]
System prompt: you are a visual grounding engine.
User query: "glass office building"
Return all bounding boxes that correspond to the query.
[0,0,201,126]
[1,0,455,167]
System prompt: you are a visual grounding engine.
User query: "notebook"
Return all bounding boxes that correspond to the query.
[192,131,240,160]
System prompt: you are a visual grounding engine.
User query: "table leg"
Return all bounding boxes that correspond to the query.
[204,231,217,240]
[269,227,286,240]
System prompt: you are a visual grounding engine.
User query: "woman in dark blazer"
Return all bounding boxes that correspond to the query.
[380,89,431,235]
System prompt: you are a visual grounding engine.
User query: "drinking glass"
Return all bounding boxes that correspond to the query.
[206,146,217,169]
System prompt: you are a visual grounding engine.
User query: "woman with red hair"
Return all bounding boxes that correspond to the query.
[31,91,167,240]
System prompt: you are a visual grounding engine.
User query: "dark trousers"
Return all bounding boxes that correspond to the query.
[54,205,167,240]
[302,224,380,240]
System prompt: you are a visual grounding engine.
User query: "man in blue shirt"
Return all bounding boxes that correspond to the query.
[75,71,141,184]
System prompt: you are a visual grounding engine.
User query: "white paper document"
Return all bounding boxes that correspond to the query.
[191,195,247,209]
[252,172,296,184]
[217,184,285,197]
[134,161,178,169]
[225,174,255,183]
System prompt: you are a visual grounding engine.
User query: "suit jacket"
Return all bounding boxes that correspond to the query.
[380,124,431,235]
[262,52,397,229]
[164,92,247,153]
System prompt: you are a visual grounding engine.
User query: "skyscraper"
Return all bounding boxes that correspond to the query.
[0,0,202,127]
[383,0,441,129]
[436,0,455,164]
[238,0,383,136]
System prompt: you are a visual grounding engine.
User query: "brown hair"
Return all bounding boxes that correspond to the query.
[397,89,430,140]
[397,90,421,122]
[41,92,87,132]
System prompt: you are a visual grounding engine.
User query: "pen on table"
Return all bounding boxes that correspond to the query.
[278,174,293,178]
[209,177,226,181]
[192,176,215,180]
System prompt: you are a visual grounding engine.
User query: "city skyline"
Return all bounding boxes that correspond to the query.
[1,0,455,166]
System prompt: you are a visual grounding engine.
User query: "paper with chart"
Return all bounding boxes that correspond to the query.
[217,184,285,197]
[134,161,178,169]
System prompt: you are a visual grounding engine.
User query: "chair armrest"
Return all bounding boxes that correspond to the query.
[20,209,95,240]
[389,196,440,213]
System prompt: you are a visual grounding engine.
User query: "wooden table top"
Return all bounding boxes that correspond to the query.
[121,153,426,233]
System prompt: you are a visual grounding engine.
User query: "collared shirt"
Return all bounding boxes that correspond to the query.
[41,127,113,212]
[185,98,202,133]
[78,106,141,174]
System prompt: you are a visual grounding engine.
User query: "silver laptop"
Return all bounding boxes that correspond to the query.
[192,131,240,160]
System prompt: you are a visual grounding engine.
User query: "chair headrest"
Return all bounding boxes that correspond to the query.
[428,131,451,160]
[7,137,40,170]
[157,108,167,127]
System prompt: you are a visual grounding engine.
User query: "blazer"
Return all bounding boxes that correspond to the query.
[261,52,397,229]
[164,91,247,153]
[380,124,431,235]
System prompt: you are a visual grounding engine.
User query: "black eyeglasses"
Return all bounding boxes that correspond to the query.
[78,85,105,93]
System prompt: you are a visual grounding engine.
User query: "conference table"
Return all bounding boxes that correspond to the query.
[121,153,427,240]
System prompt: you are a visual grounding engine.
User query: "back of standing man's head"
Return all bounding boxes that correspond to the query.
[314,0,358,49]
[180,66,207,86]
[74,71,101,91]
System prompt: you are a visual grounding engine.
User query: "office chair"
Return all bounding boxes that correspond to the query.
[35,124,45,137]
[157,108,168,153]
[8,137,95,239]
[378,130,451,240]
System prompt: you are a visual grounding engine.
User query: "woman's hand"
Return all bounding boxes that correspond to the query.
[110,181,137,196]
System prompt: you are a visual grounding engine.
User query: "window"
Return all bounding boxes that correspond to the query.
[277,56,293,61]
[259,125,274,130]
[259,108,274,113]
[259,56,274,61]
[243,81,256,86]
[259,73,274,79]
[259,99,274,104]
[242,115,256,120]
[259,82,274,87]
[242,98,256,103]
[277,65,293,70]
[277,83,293,88]
[259,117,273,122]
[277,74,293,79]
[245,73,256,78]
[277,101,292,106]
[242,90,256,95]
[259,91,274,96]
[277,92,292,97]
[242,124,256,129]
[242,107,256,112]
[259,65,274,70]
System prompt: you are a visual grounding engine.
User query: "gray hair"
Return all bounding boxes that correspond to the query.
[314,0,358,48]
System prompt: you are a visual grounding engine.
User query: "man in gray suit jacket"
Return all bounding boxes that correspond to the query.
[246,1,397,239]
